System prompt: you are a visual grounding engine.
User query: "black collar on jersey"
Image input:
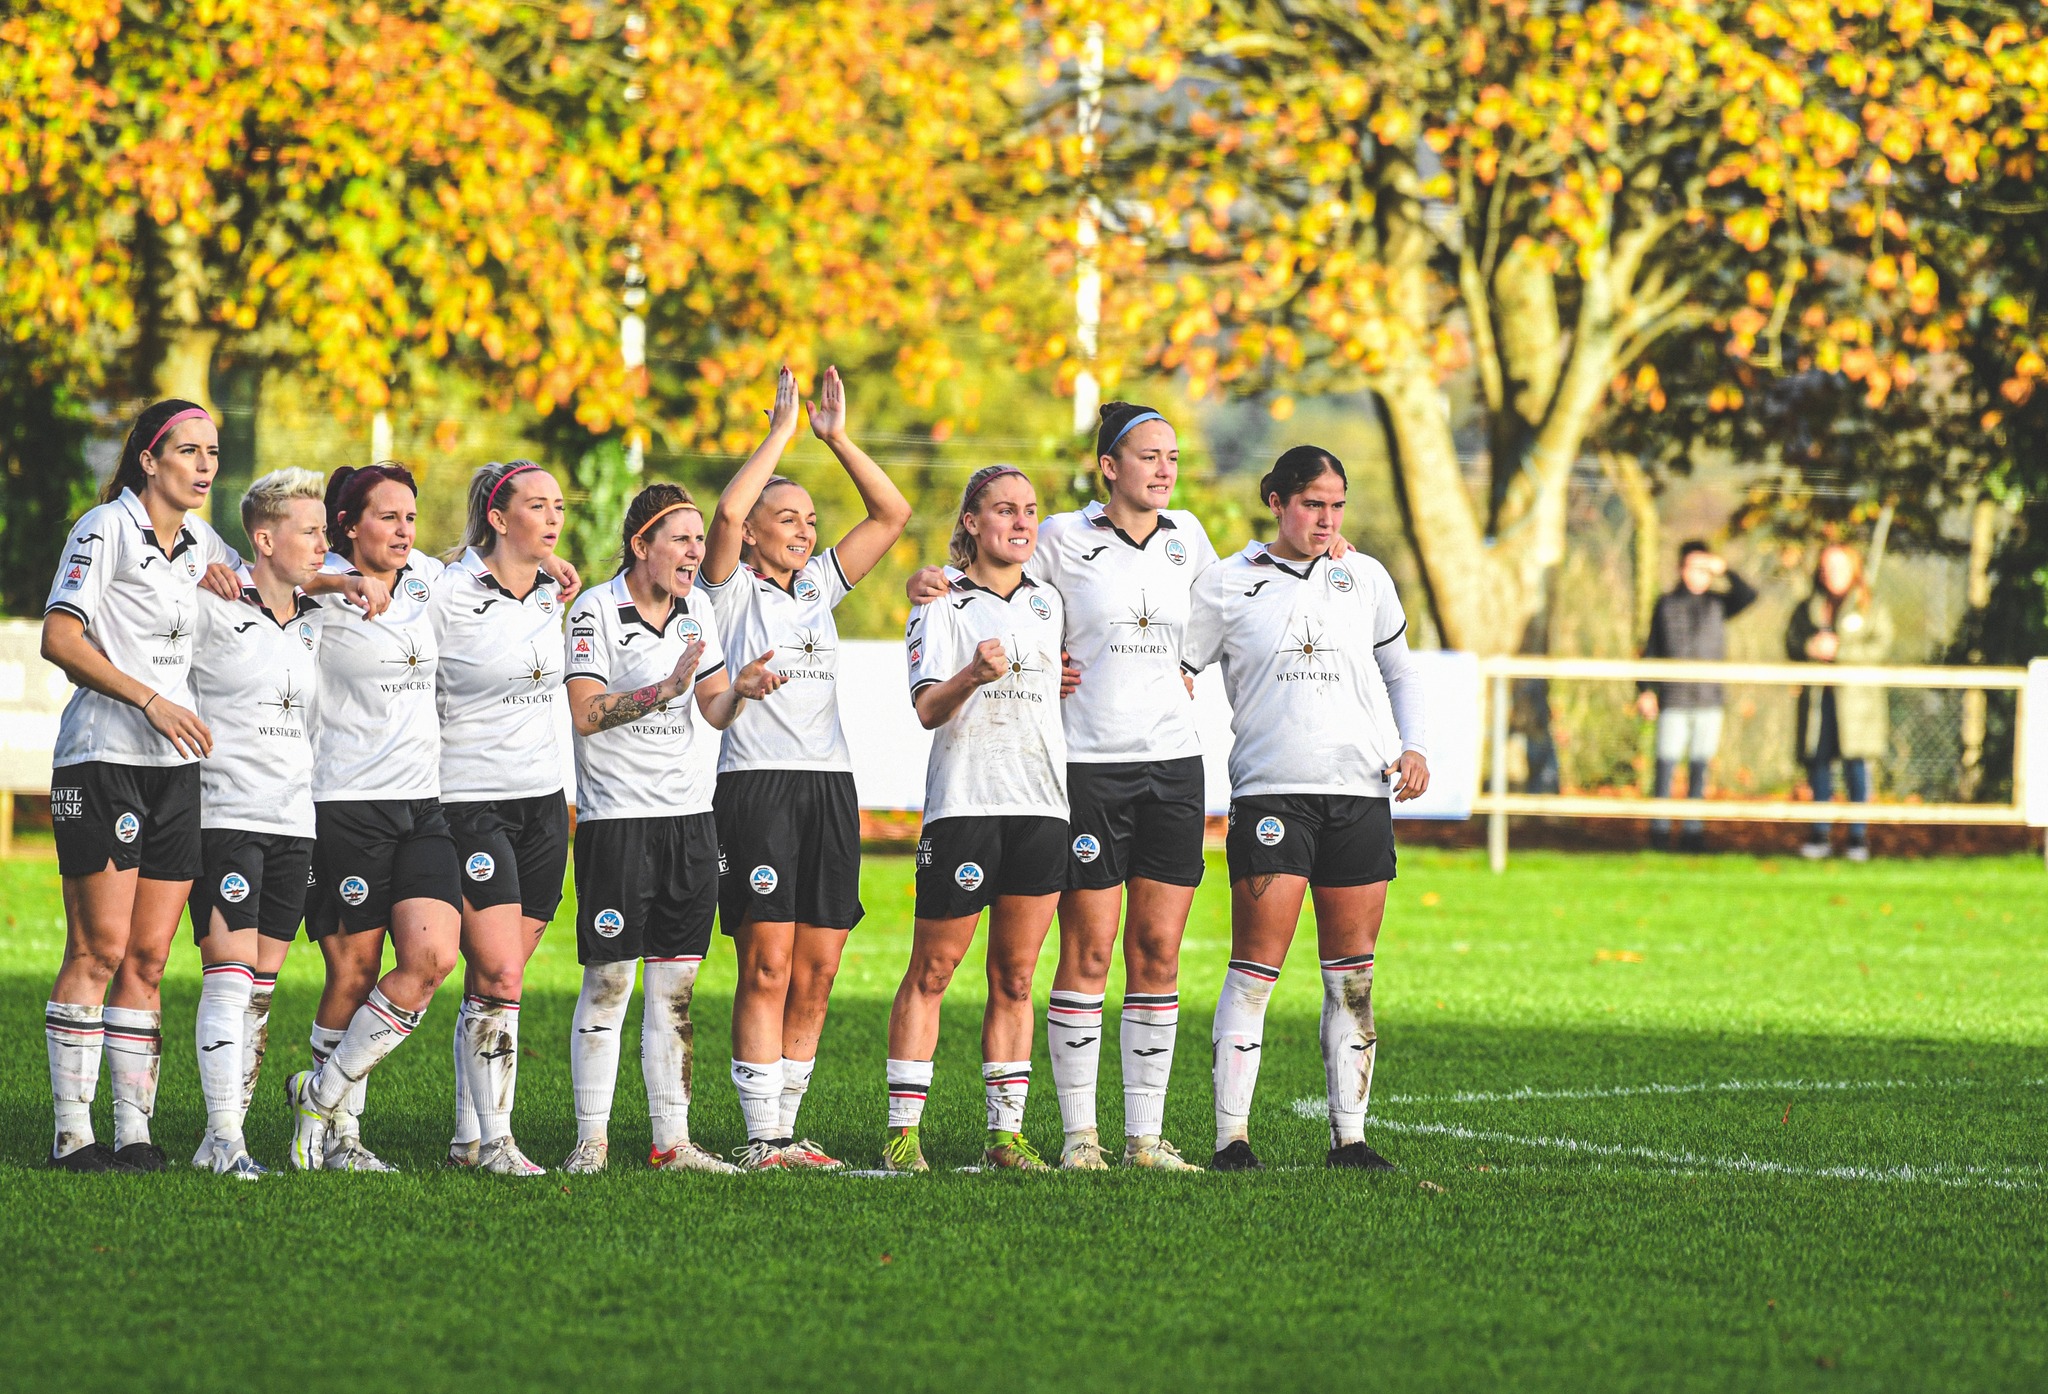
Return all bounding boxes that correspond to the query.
[470,563,556,603]
[119,489,198,561]
[237,585,320,628]
[615,596,688,635]
[1083,499,1178,551]
[1247,543,1326,581]
[948,571,1038,604]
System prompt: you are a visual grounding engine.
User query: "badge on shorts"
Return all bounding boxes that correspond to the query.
[1329,566,1354,592]
[594,908,625,938]
[404,576,431,603]
[1255,816,1285,846]
[1165,538,1188,565]
[1029,594,1052,621]
[219,872,250,903]
[114,812,140,844]
[466,852,496,881]
[794,577,821,602]
[750,865,778,895]
[955,862,985,891]
[340,875,369,906]
[1072,833,1101,864]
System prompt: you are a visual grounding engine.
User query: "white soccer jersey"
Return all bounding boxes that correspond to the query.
[565,575,727,822]
[1032,501,1219,762]
[700,550,854,774]
[430,548,566,802]
[190,573,321,836]
[906,574,1067,821]
[1182,542,1426,799]
[309,550,445,802]
[44,489,240,768]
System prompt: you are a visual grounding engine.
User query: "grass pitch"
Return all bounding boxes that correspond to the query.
[0,846,2044,1392]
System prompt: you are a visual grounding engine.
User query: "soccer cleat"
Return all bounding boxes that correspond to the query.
[560,1138,610,1175]
[778,1138,845,1171]
[879,1128,929,1174]
[445,1139,480,1169]
[732,1140,793,1172]
[1123,1135,1203,1171]
[49,1141,138,1174]
[1059,1127,1111,1171]
[212,1147,268,1181]
[113,1141,166,1173]
[1327,1140,1397,1171]
[649,1141,741,1175]
[191,1135,217,1170]
[325,1139,398,1173]
[1211,1139,1265,1172]
[285,1070,328,1171]
[1798,837,1832,860]
[477,1137,547,1176]
[983,1130,1050,1172]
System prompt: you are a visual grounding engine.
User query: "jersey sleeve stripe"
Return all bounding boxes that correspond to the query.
[45,600,89,624]
[911,676,941,694]
[826,548,853,592]
[699,660,726,680]
[1373,621,1408,649]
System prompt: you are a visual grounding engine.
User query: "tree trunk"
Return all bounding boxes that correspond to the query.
[1600,450,1660,646]
[146,221,221,518]
[1959,492,1998,800]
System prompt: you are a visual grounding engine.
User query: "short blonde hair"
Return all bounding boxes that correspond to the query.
[241,467,327,537]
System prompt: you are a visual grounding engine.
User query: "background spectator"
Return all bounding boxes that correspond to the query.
[1787,543,1894,861]
[1637,541,1757,851]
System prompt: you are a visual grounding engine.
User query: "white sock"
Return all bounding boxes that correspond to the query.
[450,995,480,1146]
[103,1006,161,1149]
[460,995,522,1142]
[239,970,276,1116]
[731,1058,784,1143]
[778,1056,816,1137]
[570,963,635,1144]
[312,988,423,1114]
[1212,960,1278,1152]
[1320,955,1377,1146]
[309,1020,344,1132]
[1120,991,1180,1140]
[195,963,254,1145]
[641,957,702,1152]
[982,1060,1031,1134]
[1046,990,1104,1136]
[46,1000,103,1157]
[336,1074,367,1144]
[887,1058,933,1130]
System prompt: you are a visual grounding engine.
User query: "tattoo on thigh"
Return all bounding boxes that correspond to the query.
[1247,874,1276,900]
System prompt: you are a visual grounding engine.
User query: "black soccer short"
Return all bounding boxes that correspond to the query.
[51,760,202,881]
[1064,756,1207,891]
[573,813,720,965]
[713,768,865,934]
[914,815,1069,920]
[188,829,315,943]
[1224,794,1397,888]
[444,793,570,922]
[307,798,462,939]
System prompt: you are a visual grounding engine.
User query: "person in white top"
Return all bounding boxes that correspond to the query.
[1181,446,1431,1173]
[184,469,328,1178]
[879,466,1067,1174]
[559,483,779,1177]
[702,367,911,1171]
[37,400,376,1174]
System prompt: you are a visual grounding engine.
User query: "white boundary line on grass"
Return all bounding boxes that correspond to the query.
[1374,1075,2045,1107]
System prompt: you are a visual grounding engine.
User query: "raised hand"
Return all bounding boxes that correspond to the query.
[967,638,1009,686]
[808,365,848,444]
[541,554,583,607]
[734,649,787,700]
[667,638,706,694]
[905,564,950,605]
[765,366,802,441]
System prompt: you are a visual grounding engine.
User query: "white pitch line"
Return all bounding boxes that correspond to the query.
[1372,1075,2045,1107]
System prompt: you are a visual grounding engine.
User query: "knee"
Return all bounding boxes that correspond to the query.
[70,943,123,987]
[987,964,1036,1006]
[116,944,169,990]
[740,953,792,996]
[907,956,958,999]
[467,962,524,1001]
[409,943,460,989]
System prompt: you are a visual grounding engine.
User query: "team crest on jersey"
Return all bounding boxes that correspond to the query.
[750,865,779,895]
[1165,538,1188,565]
[219,872,250,903]
[955,861,985,891]
[1329,566,1355,593]
[794,576,821,602]
[340,875,369,906]
[537,592,556,615]
[677,618,703,644]
[297,621,315,649]
[404,576,431,603]
[594,908,625,938]
[465,852,496,881]
[1072,833,1101,864]
[114,812,140,844]
[1255,816,1286,846]
[184,558,199,578]
[1029,594,1052,621]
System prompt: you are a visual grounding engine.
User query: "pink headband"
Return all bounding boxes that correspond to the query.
[486,463,545,516]
[963,466,1028,510]
[144,408,210,455]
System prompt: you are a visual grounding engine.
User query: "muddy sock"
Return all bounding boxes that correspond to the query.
[641,957,701,1151]
[887,1058,933,1130]
[1212,960,1278,1152]
[460,995,522,1142]
[104,1006,162,1150]
[571,963,635,1144]
[46,1001,103,1157]
[239,971,276,1117]
[777,1056,816,1137]
[1319,955,1376,1147]
[312,988,422,1114]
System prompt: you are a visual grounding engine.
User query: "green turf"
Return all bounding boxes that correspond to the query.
[1,848,2044,1392]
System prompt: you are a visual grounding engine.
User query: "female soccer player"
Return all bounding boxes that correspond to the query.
[1181,446,1430,1172]
[881,465,1067,1173]
[702,367,912,1170]
[186,469,329,1177]
[39,400,244,1171]
[560,483,781,1175]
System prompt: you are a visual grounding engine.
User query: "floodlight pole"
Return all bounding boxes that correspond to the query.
[1074,23,1104,438]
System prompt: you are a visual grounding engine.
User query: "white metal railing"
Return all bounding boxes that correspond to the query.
[1477,655,2037,870]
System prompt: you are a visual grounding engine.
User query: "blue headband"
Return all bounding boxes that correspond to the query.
[1105,410,1166,453]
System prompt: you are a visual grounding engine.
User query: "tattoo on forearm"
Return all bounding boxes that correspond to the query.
[592,683,664,732]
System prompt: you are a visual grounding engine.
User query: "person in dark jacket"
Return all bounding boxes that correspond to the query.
[1636,542,1757,850]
